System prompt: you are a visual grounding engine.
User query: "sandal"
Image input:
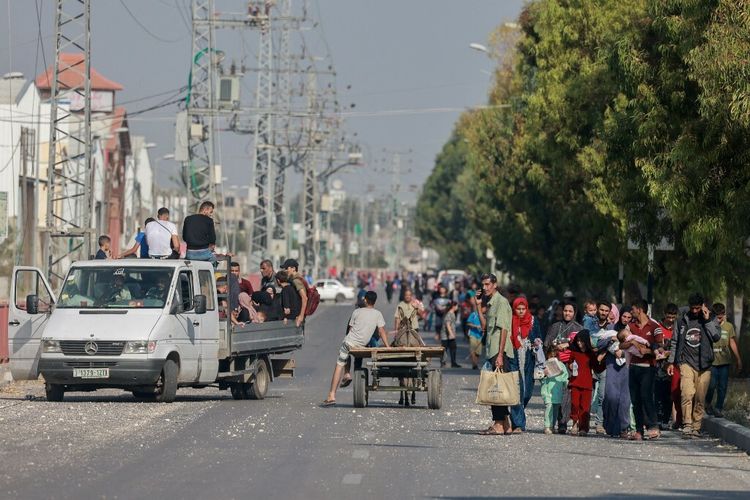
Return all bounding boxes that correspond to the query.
[512,428,524,434]
[320,399,336,407]
[339,377,352,388]
[647,429,661,440]
[478,427,505,436]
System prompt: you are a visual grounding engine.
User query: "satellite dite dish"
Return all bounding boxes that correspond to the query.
[332,179,343,190]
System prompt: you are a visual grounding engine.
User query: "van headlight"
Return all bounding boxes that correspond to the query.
[124,341,157,354]
[42,339,61,353]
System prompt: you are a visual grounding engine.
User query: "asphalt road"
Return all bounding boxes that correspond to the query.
[2,301,750,499]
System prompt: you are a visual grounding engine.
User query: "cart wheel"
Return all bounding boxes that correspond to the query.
[353,368,368,408]
[427,370,442,410]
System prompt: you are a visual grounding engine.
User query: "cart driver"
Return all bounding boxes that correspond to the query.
[322,290,390,407]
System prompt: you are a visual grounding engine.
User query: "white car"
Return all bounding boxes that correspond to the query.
[315,279,355,302]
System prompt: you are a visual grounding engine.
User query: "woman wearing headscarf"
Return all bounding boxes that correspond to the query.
[509,296,543,432]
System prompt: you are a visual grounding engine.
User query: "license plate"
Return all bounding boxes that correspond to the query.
[73,368,110,379]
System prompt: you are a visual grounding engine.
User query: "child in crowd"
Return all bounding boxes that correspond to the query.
[616,329,651,362]
[568,329,598,436]
[542,346,569,434]
[95,235,112,259]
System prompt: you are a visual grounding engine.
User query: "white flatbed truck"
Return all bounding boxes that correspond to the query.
[7,259,303,402]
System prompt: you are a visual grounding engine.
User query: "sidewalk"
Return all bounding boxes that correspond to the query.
[703,415,750,454]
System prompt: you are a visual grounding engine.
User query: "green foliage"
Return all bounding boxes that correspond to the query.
[417,0,750,300]
[415,125,485,270]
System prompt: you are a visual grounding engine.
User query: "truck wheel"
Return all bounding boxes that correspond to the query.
[427,370,442,410]
[249,361,269,400]
[335,293,345,303]
[230,384,247,400]
[45,383,65,402]
[154,359,178,403]
[132,390,156,401]
[353,368,368,408]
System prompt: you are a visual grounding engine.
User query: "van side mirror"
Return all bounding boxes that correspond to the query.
[193,295,207,315]
[26,295,39,315]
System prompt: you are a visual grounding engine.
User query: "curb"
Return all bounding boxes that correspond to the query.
[0,363,11,388]
[703,415,750,454]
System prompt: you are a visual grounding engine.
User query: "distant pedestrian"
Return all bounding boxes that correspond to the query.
[145,207,180,259]
[385,277,394,303]
[705,303,742,418]
[182,201,217,266]
[668,293,722,438]
[466,298,483,370]
[120,217,154,258]
[95,235,112,259]
[440,301,460,368]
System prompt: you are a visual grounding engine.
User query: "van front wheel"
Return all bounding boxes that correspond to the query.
[45,383,64,402]
[154,359,178,403]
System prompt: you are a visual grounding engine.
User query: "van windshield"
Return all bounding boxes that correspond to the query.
[58,267,174,309]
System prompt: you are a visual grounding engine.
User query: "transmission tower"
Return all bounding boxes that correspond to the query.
[44,0,94,284]
[300,72,318,271]
[184,0,217,206]
[248,3,275,265]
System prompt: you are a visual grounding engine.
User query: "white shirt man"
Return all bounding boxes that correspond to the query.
[145,207,179,259]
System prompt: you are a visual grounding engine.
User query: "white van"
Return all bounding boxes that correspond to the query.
[8,260,303,402]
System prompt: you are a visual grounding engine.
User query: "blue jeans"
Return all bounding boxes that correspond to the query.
[706,364,730,411]
[506,350,527,431]
[591,370,606,426]
[186,248,217,267]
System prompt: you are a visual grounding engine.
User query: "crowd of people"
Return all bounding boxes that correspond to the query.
[382,271,741,440]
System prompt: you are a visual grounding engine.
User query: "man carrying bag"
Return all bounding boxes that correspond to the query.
[477,273,516,435]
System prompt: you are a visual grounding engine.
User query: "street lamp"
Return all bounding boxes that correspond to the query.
[469,42,489,54]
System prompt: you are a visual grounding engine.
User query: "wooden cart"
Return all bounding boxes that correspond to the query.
[347,346,445,409]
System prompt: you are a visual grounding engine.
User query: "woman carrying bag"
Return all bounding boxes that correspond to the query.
[477,274,515,436]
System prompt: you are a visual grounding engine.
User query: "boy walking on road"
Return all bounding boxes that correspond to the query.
[322,291,390,406]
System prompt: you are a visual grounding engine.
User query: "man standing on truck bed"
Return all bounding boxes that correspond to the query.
[145,208,180,259]
[281,258,307,327]
[182,201,217,266]
[322,291,390,406]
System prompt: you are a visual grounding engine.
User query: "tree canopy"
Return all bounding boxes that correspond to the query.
[417,0,750,303]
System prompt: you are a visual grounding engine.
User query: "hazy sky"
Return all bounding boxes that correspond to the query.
[0,0,525,203]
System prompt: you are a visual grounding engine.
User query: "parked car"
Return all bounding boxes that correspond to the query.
[315,279,355,302]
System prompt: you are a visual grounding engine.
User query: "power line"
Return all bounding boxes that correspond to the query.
[118,0,185,44]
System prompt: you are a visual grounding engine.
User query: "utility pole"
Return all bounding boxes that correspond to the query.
[44,0,94,285]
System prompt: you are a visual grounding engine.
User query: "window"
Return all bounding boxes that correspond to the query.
[15,269,53,312]
[315,281,325,288]
[198,270,215,311]
[57,267,173,309]
[225,196,235,208]
[178,271,194,311]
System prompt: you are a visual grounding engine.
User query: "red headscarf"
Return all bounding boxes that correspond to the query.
[511,297,533,349]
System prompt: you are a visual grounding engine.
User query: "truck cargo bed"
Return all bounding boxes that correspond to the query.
[230,321,304,356]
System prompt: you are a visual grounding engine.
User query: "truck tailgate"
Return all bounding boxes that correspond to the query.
[231,321,304,355]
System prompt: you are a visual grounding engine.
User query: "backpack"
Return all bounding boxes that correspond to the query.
[294,276,320,316]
